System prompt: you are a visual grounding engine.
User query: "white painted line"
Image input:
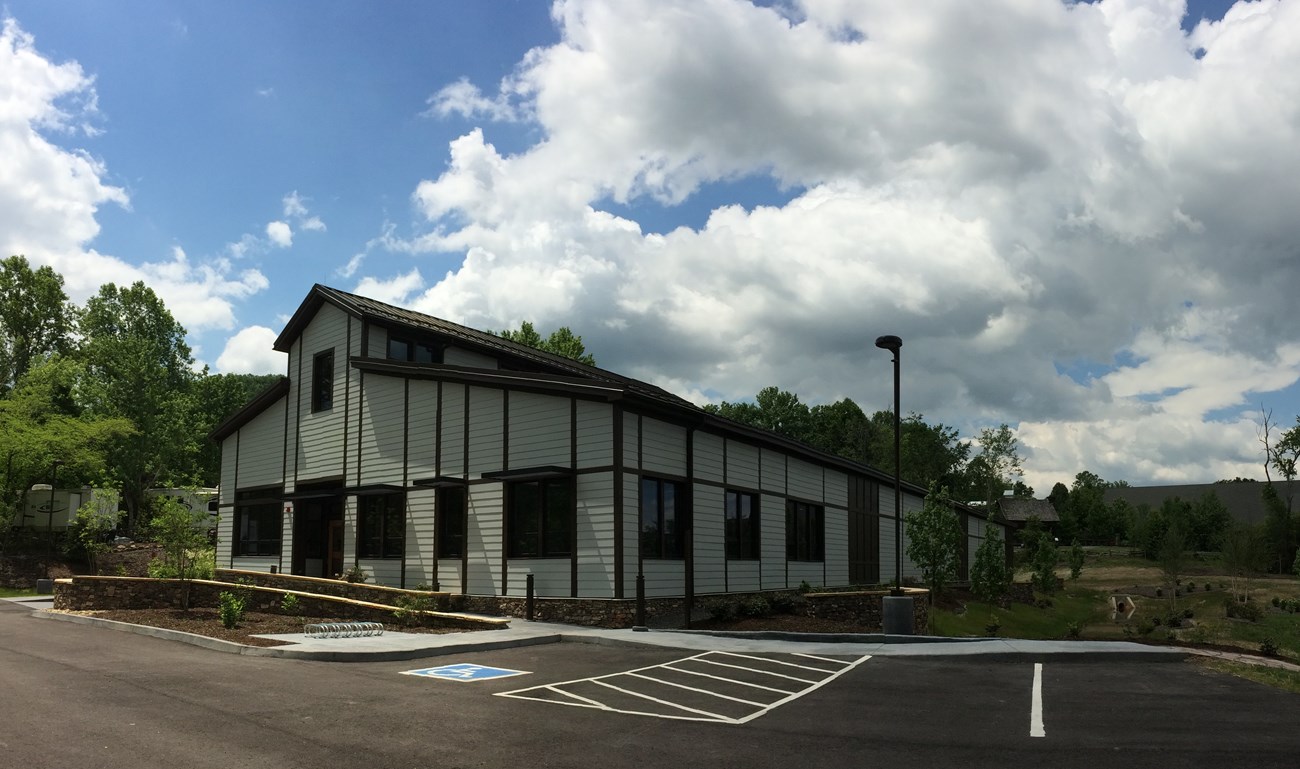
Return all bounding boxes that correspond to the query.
[792,653,853,666]
[695,658,820,685]
[716,651,842,673]
[500,651,712,692]
[1030,663,1045,738]
[660,664,795,694]
[547,686,609,709]
[733,654,872,725]
[625,672,767,707]
[591,679,732,721]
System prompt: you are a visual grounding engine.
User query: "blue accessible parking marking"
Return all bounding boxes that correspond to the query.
[401,663,530,682]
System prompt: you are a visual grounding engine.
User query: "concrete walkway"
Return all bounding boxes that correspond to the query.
[7,593,1195,663]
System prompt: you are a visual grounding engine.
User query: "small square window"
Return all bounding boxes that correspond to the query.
[312,349,334,412]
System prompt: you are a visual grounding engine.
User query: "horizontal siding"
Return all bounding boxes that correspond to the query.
[879,487,924,583]
[465,483,503,594]
[367,324,386,358]
[693,484,725,594]
[358,375,405,485]
[760,448,785,495]
[787,457,821,501]
[825,506,848,586]
[437,561,462,594]
[623,415,639,470]
[342,496,357,566]
[406,489,435,589]
[726,440,759,489]
[725,560,761,593]
[576,472,615,598]
[694,432,724,483]
[760,496,786,588]
[467,387,504,476]
[215,509,233,567]
[825,470,849,509]
[358,559,402,588]
[623,473,639,591]
[296,303,349,481]
[640,418,686,476]
[236,398,286,489]
[642,559,684,598]
[231,557,277,573]
[508,391,570,468]
[575,400,613,468]
[219,437,237,505]
[787,562,824,589]
[440,384,465,476]
[282,344,299,492]
[406,381,438,480]
[444,346,499,369]
[505,559,569,598]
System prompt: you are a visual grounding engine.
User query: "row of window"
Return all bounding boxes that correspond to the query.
[235,481,825,562]
[311,338,443,414]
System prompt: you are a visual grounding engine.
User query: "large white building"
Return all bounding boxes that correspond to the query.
[212,284,1005,601]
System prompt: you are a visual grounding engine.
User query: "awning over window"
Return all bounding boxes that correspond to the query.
[480,466,572,482]
[410,476,469,488]
[344,484,407,496]
[281,489,342,501]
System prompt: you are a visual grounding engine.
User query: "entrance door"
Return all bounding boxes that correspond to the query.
[327,519,345,579]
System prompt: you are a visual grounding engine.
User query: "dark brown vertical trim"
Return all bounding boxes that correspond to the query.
[685,427,695,604]
[463,384,470,593]
[231,430,239,568]
[637,414,643,472]
[723,439,729,594]
[571,398,579,598]
[293,342,302,489]
[400,378,410,589]
[613,404,624,599]
[783,453,789,589]
[822,467,827,587]
[501,390,510,471]
[431,380,443,584]
[344,315,353,487]
[637,414,644,578]
[435,381,443,474]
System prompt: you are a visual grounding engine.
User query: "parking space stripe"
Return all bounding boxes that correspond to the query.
[497,652,872,724]
[792,652,853,666]
[591,679,733,720]
[1030,663,1046,738]
[715,651,842,673]
[625,672,768,707]
[660,664,796,694]
[695,658,821,684]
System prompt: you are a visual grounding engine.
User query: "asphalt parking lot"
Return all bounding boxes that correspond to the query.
[2,602,1299,769]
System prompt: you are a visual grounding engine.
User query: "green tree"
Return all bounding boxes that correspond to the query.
[148,494,214,609]
[1158,523,1187,611]
[79,282,197,533]
[1047,482,1070,515]
[1260,484,1295,574]
[969,524,1010,603]
[865,411,970,492]
[967,424,1024,507]
[1068,540,1085,579]
[1221,523,1264,602]
[0,256,78,394]
[1187,491,1231,552]
[497,321,596,365]
[1030,532,1059,593]
[904,483,964,596]
[67,491,121,572]
[806,398,869,462]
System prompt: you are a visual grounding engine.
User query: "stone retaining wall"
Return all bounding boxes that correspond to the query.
[52,576,502,631]
[214,569,445,609]
[803,588,930,632]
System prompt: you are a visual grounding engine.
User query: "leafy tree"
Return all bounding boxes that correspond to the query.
[1047,482,1070,515]
[1029,532,1058,593]
[1221,523,1264,603]
[967,424,1024,507]
[1187,491,1231,552]
[0,255,78,394]
[1158,523,1187,611]
[79,281,197,533]
[497,321,596,365]
[148,494,214,609]
[1260,483,1296,574]
[904,483,964,596]
[970,524,1010,603]
[806,398,869,462]
[865,411,970,492]
[1068,539,1085,579]
[67,491,121,572]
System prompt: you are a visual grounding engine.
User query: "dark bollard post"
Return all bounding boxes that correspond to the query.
[526,573,535,621]
[684,535,693,630]
[635,574,646,627]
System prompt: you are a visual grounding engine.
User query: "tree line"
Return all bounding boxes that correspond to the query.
[0,255,279,539]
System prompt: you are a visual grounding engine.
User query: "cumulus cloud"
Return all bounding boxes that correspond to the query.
[265,220,292,248]
[371,0,1300,486]
[0,18,266,333]
[215,325,286,374]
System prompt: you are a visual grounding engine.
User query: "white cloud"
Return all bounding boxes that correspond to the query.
[265,220,292,248]
[355,269,425,307]
[215,325,286,375]
[377,0,1300,486]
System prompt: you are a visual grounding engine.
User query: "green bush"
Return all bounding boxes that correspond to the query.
[1225,598,1263,622]
[1068,540,1085,580]
[218,591,246,629]
[339,566,368,583]
[392,592,439,627]
[280,593,300,615]
[970,525,1011,602]
[1260,637,1280,657]
[985,617,1001,637]
[738,595,772,618]
[1065,621,1082,639]
[704,599,738,622]
[798,580,813,594]
[1272,596,1281,608]
[769,593,800,615]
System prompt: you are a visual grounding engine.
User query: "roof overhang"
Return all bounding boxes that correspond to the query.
[411,476,469,488]
[480,466,573,482]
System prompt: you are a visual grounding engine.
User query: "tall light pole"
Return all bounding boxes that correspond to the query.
[875,335,913,634]
[46,459,64,579]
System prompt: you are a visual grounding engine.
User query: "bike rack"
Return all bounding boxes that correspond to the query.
[303,621,385,639]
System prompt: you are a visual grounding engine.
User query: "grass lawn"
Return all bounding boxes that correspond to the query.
[930,586,1108,639]
[0,587,37,598]
[1193,658,1300,695]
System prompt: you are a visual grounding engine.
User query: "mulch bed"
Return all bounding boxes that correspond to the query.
[689,614,880,634]
[66,608,478,647]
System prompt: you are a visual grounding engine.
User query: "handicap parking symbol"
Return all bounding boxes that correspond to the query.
[401,663,530,682]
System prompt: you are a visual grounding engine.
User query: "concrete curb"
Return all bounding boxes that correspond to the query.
[654,629,992,644]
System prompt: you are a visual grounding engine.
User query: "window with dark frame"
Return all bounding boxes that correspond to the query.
[507,478,571,558]
[234,488,282,557]
[436,486,466,559]
[311,349,334,412]
[725,490,760,560]
[641,477,687,559]
[785,500,824,562]
[357,493,405,559]
[387,335,441,364]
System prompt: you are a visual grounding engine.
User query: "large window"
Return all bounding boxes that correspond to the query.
[786,500,824,562]
[437,486,466,559]
[725,490,760,560]
[507,479,571,558]
[387,336,441,364]
[358,493,404,559]
[235,488,282,557]
[311,349,334,412]
[641,477,687,560]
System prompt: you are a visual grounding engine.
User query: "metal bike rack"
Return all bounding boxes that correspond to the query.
[303,621,385,639]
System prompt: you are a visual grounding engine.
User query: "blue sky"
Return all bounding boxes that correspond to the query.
[4,0,1299,492]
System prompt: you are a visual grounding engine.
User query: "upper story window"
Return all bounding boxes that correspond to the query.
[387,336,442,364]
[641,477,687,560]
[786,500,824,562]
[725,490,760,560]
[358,492,404,559]
[312,349,334,412]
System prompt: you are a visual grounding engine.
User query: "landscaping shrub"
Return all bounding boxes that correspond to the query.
[339,566,368,583]
[971,525,1011,602]
[1272,596,1281,608]
[393,593,439,627]
[218,590,246,629]
[1260,637,1280,657]
[1068,540,1085,580]
[280,593,300,615]
[1224,598,1263,622]
[985,617,1001,637]
[768,593,799,615]
[798,580,813,594]
[738,595,772,618]
[1065,621,1082,639]
[704,599,738,622]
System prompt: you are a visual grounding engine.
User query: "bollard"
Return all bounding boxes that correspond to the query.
[635,574,646,627]
[525,573,535,621]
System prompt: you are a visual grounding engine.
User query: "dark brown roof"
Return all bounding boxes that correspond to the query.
[208,377,289,442]
[997,497,1060,523]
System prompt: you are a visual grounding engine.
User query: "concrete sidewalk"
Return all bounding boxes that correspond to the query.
[8,592,1188,663]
